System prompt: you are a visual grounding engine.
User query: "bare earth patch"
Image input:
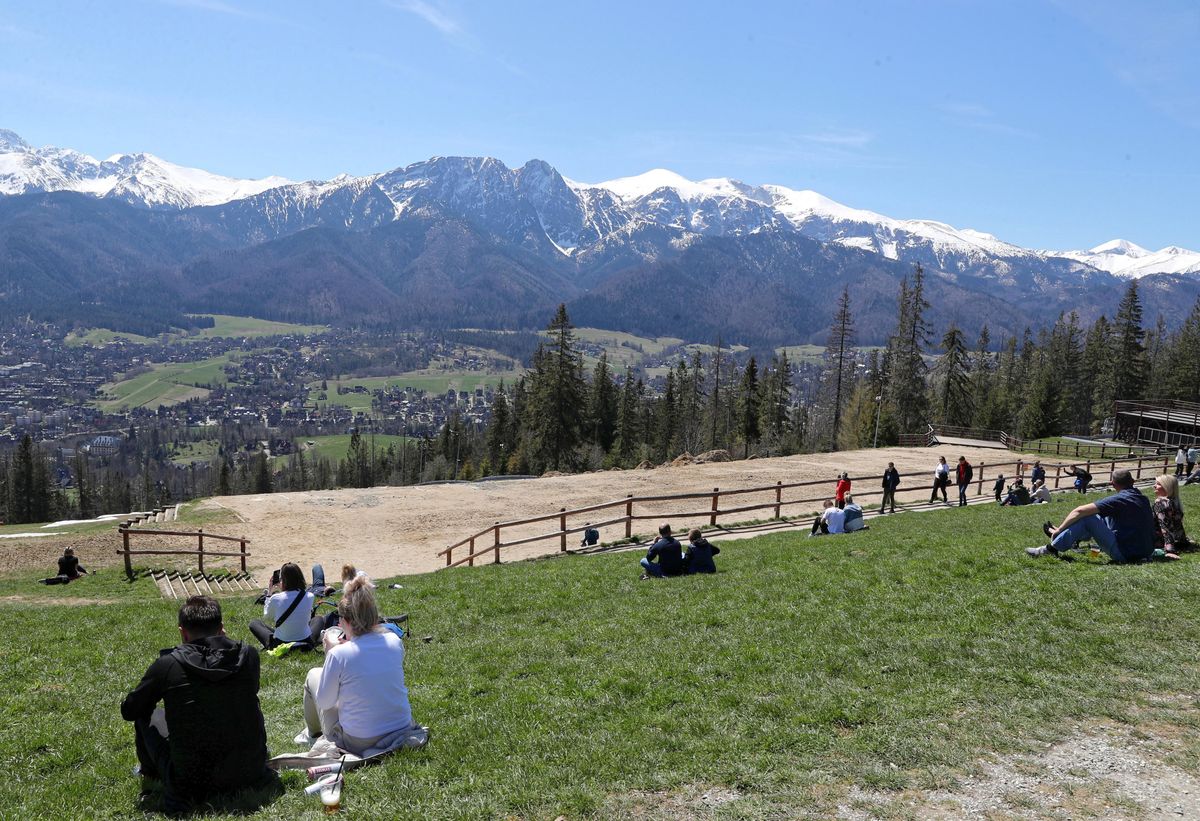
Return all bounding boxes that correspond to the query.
[206,445,1030,578]
[837,718,1200,820]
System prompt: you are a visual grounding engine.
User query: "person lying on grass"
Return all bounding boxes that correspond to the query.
[299,576,420,755]
[684,528,720,574]
[640,523,684,579]
[1026,468,1155,562]
[121,595,278,815]
[810,499,845,536]
[38,546,89,585]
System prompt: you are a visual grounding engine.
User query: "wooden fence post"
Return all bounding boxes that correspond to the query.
[774,481,782,518]
[197,529,204,574]
[1137,457,1143,480]
[445,547,452,567]
[1085,460,1092,489]
[625,495,633,538]
[240,537,247,572]
[559,508,567,552]
[710,488,719,527]
[468,536,475,567]
[493,523,501,564]
[122,528,132,579]
[1054,466,1061,489]
[977,463,985,496]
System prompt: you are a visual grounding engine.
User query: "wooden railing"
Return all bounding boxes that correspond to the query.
[118,527,250,579]
[1011,438,1154,460]
[438,453,1173,569]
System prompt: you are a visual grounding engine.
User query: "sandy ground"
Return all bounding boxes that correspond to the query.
[186,444,1036,578]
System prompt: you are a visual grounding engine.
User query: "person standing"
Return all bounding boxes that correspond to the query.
[955,456,974,507]
[121,596,277,814]
[930,456,950,503]
[1176,446,1188,476]
[881,462,901,514]
[1031,461,1045,486]
[1188,444,1198,477]
[834,472,851,509]
[993,474,1006,502]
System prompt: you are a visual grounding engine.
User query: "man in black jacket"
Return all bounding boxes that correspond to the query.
[639,523,684,578]
[881,462,901,513]
[121,596,277,814]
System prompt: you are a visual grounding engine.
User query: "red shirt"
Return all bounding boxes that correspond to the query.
[835,478,851,501]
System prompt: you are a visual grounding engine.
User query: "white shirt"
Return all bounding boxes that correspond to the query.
[317,630,412,739]
[822,507,846,534]
[264,590,314,643]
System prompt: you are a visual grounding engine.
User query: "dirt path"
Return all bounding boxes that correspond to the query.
[200,445,1034,578]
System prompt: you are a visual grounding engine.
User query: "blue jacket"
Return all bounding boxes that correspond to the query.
[646,536,684,576]
[684,537,720,574]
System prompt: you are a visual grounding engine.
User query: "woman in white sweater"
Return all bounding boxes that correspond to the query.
[300,575,416,755]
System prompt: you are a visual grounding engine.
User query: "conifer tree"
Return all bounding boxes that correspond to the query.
[486,390,511,475]
[587,352,618,453]
[613,367,640,465]
[1083,316,1116,432]
[655,370,677,461]
[1112,280,1147,401]
[738,357,761,458]
[253,451,273,493]
[1168,297,1200,402]
[523,305,587,471]
[824,287,855,449]
[936,324,972,426]
[887,265,932,433]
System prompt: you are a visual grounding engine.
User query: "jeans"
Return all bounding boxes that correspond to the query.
[639,557,665,577]
[957,484,968,506]
[1050,514,1125,562]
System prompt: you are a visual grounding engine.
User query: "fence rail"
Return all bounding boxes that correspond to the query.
[117,526,250,578]
[439,453,1173,569]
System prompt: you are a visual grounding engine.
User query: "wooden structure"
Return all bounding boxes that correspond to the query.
[118,526,250,579]
[1113,399,1200,448]
[439,453,1172,569]
[151,569,260,599]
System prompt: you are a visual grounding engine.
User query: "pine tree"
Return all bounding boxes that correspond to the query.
[1167,297,1200,402]
[655,370,677,461]
[253,452,273,493]
[1112,280,1147,401]
[1083,316,1116,433]
[587,353,618,453]
[523,305,587,471]
[886,266,932,434]
[824,288,855,449]
[486,390,511,475]
[613,367,640,465]
[738,357,761,458]
[936,324,972,426]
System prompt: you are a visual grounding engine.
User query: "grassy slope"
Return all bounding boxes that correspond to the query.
[3,487,1199,818]
[96,355,233,411]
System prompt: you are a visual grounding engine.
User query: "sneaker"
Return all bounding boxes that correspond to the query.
[1025,545,1048,557]
[294,728,319,746]
[638,573,649,581]
[1042,521,1054,539]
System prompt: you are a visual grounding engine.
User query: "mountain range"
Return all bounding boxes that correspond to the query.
[2,128,1198,345]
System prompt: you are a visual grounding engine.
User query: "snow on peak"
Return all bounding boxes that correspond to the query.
[0,129,30,152]
[595,168,726,201]
[1089,238,1148,256]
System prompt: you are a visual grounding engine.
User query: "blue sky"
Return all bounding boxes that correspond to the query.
[1,0,1196,250]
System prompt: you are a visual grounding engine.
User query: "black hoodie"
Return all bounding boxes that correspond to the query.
[121,635,271,802]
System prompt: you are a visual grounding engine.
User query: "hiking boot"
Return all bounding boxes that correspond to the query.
[1045,541,1062,557]
[1025,545,1048,557]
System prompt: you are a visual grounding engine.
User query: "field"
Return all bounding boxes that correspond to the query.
[167,439,223,465]
[3,474,1199,818]
[289,434,412,464]
[66,315,328,348]
[95,355,235,411]
[312,372,517,410]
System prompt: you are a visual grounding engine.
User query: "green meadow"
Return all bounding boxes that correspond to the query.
[311,373,514,411]
[3,485,1200,818]
[95,355,236,411]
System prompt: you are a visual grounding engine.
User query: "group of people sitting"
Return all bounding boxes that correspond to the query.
[1026,471,1193,562]
[810,495,868,535]
[121,564,422,814]
[638,524,721,578]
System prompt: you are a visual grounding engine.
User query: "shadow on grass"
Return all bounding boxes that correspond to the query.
[137,772,285,817]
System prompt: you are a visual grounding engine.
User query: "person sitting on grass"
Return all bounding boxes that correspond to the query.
[640,524,684,579]
[299,576,421,755]
[1186,466,1200,486]
[1151,474,1193,557]
[810,499,846,536]
[1001,478,1031,506]
[121,595,278,815]
[1026,468,1155,562]
[249,562,316,650]
[39,547,89,585]
[1031,478,1051,504]
[684,528,720,574]
[842,494,869,532]
[580,523,600,547]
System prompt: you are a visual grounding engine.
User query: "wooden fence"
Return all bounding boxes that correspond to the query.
[438,453,1173,569]
[117,526,250,579]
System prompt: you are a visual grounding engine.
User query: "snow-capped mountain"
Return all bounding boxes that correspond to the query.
[2,127,1198,284]
[1054,239,1200,279]
[0,129,291,209]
